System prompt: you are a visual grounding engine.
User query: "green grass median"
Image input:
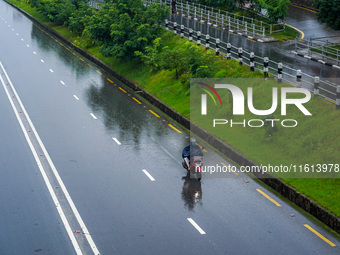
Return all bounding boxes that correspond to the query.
[7,0,340,218]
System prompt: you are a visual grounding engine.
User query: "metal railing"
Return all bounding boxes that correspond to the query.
[88,0,105,10]
[145,0,285,36]
[295,38,340,66]
[165,19,340,107]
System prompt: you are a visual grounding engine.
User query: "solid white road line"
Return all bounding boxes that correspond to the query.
[90,113,97,120]
[142,170,155,181]
[0,63,83,254]
[41,59,44,63]
[0,61,100,255]
[73,95,79,101]
[112,137,121,145]
[49,69,54,73]
[33,51,36,54]
[60,80,65,85]
[187,218,206,235]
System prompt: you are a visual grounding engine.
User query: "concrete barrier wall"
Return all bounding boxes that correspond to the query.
[7,0,340,235]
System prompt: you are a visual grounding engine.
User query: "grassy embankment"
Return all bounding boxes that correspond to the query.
[8,0,340,217]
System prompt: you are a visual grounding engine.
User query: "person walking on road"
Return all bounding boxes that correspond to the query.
[171,0,176,14]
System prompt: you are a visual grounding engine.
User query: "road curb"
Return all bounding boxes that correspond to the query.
[7,0,340,235]
[292,51,340,69]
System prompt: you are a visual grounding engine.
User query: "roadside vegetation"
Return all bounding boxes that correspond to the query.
[314,0,340,30]
[7,0,340,217]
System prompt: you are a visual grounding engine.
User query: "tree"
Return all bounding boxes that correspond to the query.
[159,47,187,79]
[134,38,162,72]
[68,2,92,34]
[83,4,116,44]
[103,1,169,59]
[257,0,290,22]
[315,0,340,30]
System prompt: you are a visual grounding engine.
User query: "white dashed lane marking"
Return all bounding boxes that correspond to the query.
[90,113,97,120]
[142,170,155,182]
[112,137,121,145]
[187,218,206,235]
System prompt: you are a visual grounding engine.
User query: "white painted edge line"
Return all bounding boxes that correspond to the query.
[41,59,44,63]
[90,113,97,119]
[21,38,24,41]
[33,51,36,54]
[73,95,79,101]
[318,60,325,64]
[333,65,340,70]
[304,55,311,59]
[1,61,100,255]
[142,169,155,182]
[26,44,29,47]
[60,80,65,85]
[0,62,83,255]
[258,39,264,43]
[49,69,54,73]
[248,36,254,39]
[187,218,206,235]
[16,33,19,36]
[112,137,121,145]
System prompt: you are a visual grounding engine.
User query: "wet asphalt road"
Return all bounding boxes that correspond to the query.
[285,5,340,43]
[1,1,340,254]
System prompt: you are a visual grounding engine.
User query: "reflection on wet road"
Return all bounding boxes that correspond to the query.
[0,1,340,254]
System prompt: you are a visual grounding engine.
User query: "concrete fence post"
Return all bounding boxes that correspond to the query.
[227,43,231,59]
[165,19,169,30]
[264,57,269,77]
[278,62,283,83]
[336,85,340,110]
[238,48,243,65]
[216,39,220,56]
[197,31,201,45]
[297,69,302,87]
[314,76,319,95]
[250,52,255,71]
[205,35,210,50]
